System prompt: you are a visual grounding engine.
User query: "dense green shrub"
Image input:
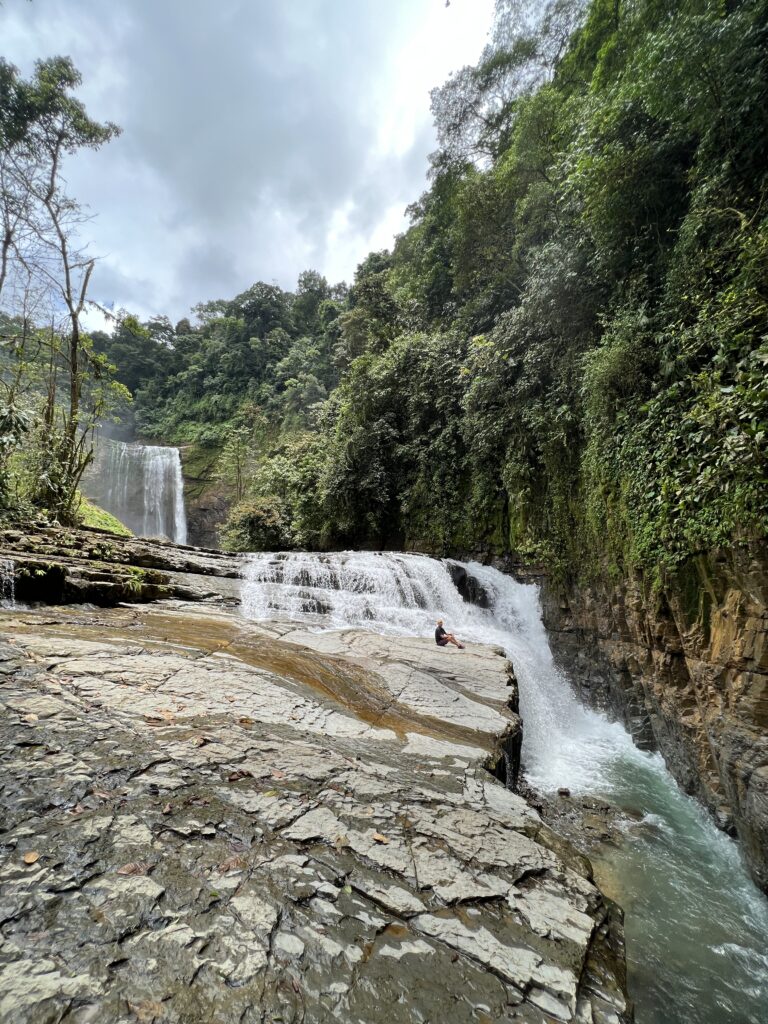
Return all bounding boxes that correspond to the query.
[220,496,291,552]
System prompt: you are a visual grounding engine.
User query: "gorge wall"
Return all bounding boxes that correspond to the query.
[532,542,768,893]
[179,443,231,549]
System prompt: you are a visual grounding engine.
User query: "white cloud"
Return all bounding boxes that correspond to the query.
[1,0,494,320]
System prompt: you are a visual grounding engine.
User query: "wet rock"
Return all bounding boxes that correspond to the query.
[0,525,242,607]
[446,560,491,608]
[0,601,631,1023]
[539,540,768,892]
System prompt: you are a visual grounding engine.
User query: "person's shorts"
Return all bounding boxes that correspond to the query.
[436,639,449,647]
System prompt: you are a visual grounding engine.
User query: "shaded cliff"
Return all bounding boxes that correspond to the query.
[536,542,768,893]
[178,443,231,548]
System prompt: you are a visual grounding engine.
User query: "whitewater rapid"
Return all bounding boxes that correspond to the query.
[240,550,768,1024]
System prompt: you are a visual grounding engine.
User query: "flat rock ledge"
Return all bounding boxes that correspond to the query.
[0,600,631,1024]
[0,526,242,606]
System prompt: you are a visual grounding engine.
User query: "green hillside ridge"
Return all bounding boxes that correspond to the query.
[93,0,767,585]
[2,0,766,588]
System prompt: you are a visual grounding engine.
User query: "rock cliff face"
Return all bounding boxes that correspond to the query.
[537,542,768,893]
[178,444,231,548]
[0,589,631,1023]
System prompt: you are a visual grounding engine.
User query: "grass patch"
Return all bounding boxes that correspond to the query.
[77,494,133,537]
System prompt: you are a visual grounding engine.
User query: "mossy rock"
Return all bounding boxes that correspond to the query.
[77,496,133,538]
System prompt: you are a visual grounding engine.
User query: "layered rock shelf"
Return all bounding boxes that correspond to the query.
[538,542,768,893]
[0,580,631,1022]
[0,525,242,606]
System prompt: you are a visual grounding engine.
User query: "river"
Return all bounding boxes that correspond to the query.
[240,550,768,1024]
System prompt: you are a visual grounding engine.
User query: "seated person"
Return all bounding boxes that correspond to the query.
[434,619,465,649]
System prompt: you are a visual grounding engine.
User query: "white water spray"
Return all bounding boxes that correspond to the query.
[241,551,634,788]
[240,550,768,1024]
[84,439,187,543]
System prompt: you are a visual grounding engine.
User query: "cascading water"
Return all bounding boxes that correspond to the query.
[84,439,187,543]
[241,551,768,1024]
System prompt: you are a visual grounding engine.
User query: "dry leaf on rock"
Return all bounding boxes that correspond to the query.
[22,851,40,865]
[162,803,172,815]
[128,1000,166,1023]
[217,855,247,874]
[372,832,390,845]
[117,860,151,876]
[144,714,173,726]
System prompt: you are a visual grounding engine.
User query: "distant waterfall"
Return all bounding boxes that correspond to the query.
[85,439,187,543]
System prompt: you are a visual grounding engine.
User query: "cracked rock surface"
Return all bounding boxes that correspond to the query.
[0,601,631,1023]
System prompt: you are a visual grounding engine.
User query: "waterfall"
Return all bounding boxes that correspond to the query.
[0,559,15,608]
[240,550,768,1024]
[84,439,187,543]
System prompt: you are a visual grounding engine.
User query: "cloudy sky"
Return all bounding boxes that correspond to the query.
[2,0,494,322]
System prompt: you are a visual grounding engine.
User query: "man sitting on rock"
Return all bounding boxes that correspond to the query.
[435,619,465,649]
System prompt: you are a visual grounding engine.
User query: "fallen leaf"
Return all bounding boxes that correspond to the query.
[262,789,279,798]
[372,832,390,845]
[217,855,247,874]
[190,735,208,747]
[162,803,172,815]
[343,884,352,894]
[23,713,39,724]
[270,768,286,780]
[291,978,301,994]
[117,861,151,876]
[92,789,113,800]
[69,803,86,815]
[143,714,174,726]
[238,716,254,726]
[128,1000,165,1023]
[227,769,252,782]
[334,834,349,851]
[23,851,40,865]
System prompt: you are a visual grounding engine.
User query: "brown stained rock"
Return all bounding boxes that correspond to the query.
[538,539,768,893]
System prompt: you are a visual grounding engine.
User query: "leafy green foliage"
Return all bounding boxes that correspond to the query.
[306,0,767,577]
[52,0,768,580]
[220,496,291,552]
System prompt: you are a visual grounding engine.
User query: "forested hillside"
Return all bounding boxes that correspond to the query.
[3,0,766,585]
[99,0,767,582]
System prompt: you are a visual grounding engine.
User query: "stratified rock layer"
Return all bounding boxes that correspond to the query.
[538,541,768,892]
[0,600,631,1024]
[0,525,242,606]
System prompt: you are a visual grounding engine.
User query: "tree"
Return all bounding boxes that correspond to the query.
[0,57,121,520]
